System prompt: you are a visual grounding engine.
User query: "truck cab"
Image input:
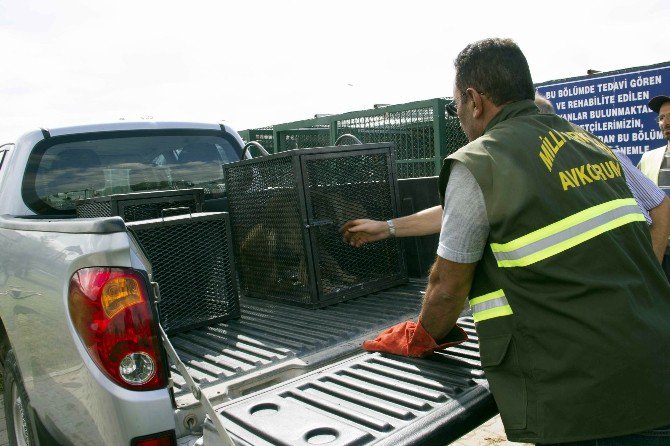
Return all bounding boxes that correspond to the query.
[0,121,244,445]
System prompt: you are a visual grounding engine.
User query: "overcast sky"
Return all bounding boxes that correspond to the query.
[1,0,668,142]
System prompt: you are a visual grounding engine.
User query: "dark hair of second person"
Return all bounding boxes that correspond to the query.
[454,38,535,106]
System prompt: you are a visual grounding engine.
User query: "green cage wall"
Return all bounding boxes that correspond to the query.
[240,98,468,178]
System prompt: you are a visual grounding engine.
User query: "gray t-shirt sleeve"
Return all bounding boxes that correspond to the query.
[437,161,490,263]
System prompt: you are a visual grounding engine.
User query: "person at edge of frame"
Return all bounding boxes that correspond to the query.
[340,38,670,445]
[534,92,670,280]
[637,93,670,279]
[638,94,670,185]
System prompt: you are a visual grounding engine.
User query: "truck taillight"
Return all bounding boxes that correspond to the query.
[68,267,167,391]
[131,430,176,446]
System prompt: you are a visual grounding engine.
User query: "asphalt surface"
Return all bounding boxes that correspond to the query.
[454,415,532,446]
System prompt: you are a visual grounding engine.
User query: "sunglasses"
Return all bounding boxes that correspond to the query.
[446,102,458,117]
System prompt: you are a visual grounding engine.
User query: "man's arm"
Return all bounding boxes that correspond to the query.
[649,195,670,262]
[340,205,442,247]
[614,150,658,224]
[360,162,487,357]
[419,257,475,341]
[421,161,488,339]
[614,150,669,263]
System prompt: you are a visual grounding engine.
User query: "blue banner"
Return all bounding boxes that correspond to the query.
[536,63,670,165]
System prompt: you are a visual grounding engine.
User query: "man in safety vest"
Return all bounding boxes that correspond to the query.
[638,94,670,186]
[343,38,670,445]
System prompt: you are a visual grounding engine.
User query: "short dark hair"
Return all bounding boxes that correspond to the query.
[454,38,535,106]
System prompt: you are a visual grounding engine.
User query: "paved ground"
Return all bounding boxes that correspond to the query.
[453,415,531,446]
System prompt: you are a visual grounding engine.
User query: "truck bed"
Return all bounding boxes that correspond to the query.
[169,279,429,405]
[169,279,496,445]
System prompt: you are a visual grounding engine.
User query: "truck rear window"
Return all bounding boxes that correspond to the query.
[24,132,241,214]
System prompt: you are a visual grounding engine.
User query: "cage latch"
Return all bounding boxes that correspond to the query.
[161,206,192,220]
[304,219,333,229]
[151,281,161,304]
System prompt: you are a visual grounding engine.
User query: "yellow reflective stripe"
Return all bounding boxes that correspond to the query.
[491,198,637,254]
[496,213,646,267]
[470,289,513,323]
[469,289,505,306]
[473,305,513,323]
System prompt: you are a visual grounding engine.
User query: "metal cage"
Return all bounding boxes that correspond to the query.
[224,143,407,308]
[241,98,468,179]
[76,189,204,222]
[127,212,240,334]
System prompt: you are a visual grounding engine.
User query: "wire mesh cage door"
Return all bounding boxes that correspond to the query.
[224,154,318,305]
[300,144,407,304]
[128,212,240,334]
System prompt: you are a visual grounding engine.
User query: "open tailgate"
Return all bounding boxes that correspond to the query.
[205,316,497,445]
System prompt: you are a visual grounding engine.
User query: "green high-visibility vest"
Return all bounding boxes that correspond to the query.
[439,100,670,444]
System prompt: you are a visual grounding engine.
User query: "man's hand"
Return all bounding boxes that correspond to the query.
[340,219,390,247]
[363,320,468,358]
[341,205,444,247]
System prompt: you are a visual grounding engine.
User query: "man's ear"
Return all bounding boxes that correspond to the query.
[467,88,484,119]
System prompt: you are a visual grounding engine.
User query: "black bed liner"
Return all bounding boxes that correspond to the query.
[169,280,428,402]
[170,279,497,444]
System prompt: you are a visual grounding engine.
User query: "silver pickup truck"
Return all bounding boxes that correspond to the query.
[0,121,495,446]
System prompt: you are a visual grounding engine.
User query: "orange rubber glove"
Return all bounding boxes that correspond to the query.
[362,320,468,358]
